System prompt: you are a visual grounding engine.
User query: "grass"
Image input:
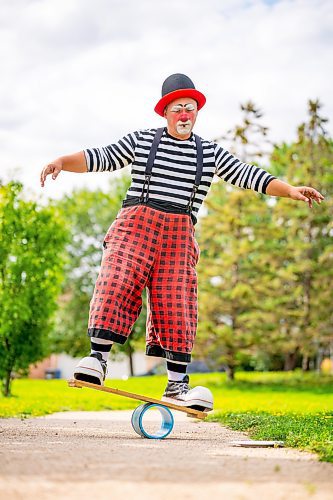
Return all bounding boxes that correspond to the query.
[1,371,332,461]
[211,412,333,463]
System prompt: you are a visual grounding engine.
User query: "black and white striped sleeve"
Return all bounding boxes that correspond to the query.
[84,131,140,172]
[214,144,276,194]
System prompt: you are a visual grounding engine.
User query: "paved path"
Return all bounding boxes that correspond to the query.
[0,410,332,499]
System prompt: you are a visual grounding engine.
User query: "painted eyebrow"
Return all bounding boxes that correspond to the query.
[171,103,196,107]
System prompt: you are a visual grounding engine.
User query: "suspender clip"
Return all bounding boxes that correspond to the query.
[187,184,199,213]
[140,174,152,203]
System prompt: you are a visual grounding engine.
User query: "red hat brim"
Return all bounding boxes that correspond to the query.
[154,88,206,117]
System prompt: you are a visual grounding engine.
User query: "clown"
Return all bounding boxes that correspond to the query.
[40,74,324,411]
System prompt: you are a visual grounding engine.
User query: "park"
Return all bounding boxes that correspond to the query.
[0,97,333,498]
[1,97,332,497]
[1,1,333,499]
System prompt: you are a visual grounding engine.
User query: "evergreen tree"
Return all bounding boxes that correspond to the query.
[196,102,276,379]
[267,100,332,370]
[197,100,332,377]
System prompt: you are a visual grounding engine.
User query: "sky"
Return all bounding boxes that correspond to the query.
[1,0,332,200]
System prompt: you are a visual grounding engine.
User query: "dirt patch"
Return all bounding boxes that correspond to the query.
[0,411,332,499]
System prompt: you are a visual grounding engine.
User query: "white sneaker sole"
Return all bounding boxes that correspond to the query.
[73,365,104,385]
[161,396,213,411]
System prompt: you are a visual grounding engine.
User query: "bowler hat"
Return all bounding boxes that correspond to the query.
[154,73,206,117]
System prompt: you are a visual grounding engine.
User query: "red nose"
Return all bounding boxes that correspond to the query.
[180,114,189,122]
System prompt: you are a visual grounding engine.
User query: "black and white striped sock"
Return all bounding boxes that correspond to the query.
[166,360,188,382]
[90,337,113,362]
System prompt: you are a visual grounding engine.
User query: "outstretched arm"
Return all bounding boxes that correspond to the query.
[40,151,87,187]
[41,130,140,187]
[266,179,324,209]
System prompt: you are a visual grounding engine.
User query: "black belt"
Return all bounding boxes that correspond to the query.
[122,197,198,225]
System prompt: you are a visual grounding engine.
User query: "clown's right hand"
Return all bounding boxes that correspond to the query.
[40,159,62,187]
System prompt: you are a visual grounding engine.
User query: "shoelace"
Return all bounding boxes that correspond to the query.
[101,360,107,375]
[170,380,190,395]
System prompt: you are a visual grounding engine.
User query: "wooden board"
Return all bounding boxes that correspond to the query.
[68,379,208,419]
[230,440,285,448]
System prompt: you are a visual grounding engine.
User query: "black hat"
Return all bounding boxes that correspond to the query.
[154,73,206,117]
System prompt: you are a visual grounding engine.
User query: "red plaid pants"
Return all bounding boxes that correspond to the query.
[88,205,200,362]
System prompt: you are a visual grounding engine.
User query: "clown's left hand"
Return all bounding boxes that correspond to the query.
[288,186,325,208]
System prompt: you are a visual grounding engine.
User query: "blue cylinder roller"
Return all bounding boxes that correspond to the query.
[131,403,174,439]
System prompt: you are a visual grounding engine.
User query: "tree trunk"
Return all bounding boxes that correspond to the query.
[225,365,235,381]
[284,350,299,371]
[2,369,12,397]
[127,345,134,377]
[302,355,310,372]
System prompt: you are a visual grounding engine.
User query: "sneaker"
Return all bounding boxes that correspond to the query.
[73,352,107,385]
[161,375,213,412]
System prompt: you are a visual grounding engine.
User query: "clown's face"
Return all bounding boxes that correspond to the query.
[164,97,198,140]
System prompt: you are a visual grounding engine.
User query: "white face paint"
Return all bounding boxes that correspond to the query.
[176,120,193,135]
[165,99,198,140]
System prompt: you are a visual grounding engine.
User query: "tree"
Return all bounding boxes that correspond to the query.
[0,181,68,396]
[267,100,333,370]
[196,102,276,379]
[196,100,332,377]
[52,176,147,375]
[214,100,271,160]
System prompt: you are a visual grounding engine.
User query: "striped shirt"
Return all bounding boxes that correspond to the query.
[84,127,276,223]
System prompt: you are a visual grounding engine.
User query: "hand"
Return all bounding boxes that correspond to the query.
[288,186,324,209]
[40,160,62,187]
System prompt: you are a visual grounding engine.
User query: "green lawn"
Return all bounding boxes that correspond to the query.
[1,371,332,462]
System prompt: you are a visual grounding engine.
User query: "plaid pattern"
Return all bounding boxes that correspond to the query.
[88,205,199,362]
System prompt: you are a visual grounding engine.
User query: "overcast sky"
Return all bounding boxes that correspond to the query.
[1,0,332,200]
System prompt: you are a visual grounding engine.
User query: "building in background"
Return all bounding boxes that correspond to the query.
[29,352,162,380]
